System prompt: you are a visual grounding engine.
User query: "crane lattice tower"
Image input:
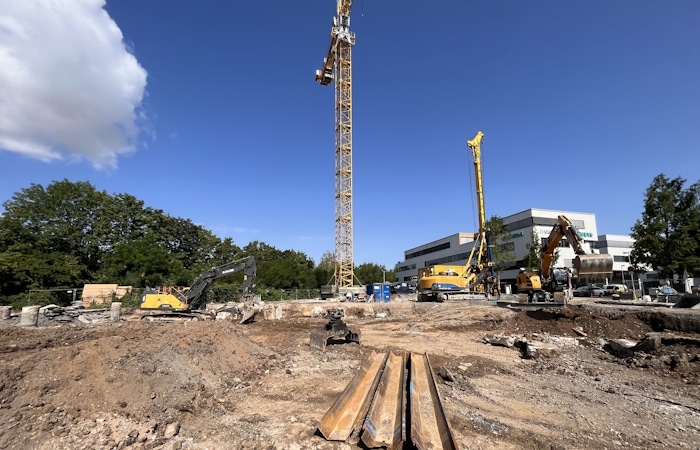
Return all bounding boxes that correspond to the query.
[316,1,356,288]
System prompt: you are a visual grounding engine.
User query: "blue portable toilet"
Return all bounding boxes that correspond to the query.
[372,283,391,302]
[365,284,374,297]
[372,283,382,302]
[382,283,391,302]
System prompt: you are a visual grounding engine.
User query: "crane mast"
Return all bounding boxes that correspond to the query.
[466,131,497,295]
[467,131,487,257]
[316,0,356,289]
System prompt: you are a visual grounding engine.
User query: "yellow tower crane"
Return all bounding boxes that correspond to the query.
[315,0,356,289]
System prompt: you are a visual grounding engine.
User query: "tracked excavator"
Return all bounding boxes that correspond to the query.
[516,215,613,302]
[140,256,261,323]
[417,131,499,302]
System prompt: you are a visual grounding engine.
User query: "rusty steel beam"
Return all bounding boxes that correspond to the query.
[361,351,407,449]
[317,351,388,441]
[409,352,459,450]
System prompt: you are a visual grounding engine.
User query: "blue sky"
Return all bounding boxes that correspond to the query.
[1,0,698,269]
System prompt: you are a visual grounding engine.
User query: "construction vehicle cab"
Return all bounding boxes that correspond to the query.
[516,215,613,302]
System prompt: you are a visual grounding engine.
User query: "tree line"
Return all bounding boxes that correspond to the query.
[2,173,698,307]
[0,180,394,306]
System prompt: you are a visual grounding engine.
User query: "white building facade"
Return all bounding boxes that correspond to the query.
[395,208,605,285]
[595,234,635,273]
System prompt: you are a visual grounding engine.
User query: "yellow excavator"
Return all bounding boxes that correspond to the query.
[417,131,499,302]
[140,256,261,323]
[516,215,613,302]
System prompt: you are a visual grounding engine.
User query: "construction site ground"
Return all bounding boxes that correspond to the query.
[1,295,700,450]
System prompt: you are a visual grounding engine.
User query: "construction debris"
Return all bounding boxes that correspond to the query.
[481,334,517,347]
[572,327,588,337]
[605,331,700,358]
[13,304,115,327]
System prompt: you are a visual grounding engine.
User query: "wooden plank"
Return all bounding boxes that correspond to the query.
[410,352,459,450]
[317,351,388,441]
[361,351,406,449]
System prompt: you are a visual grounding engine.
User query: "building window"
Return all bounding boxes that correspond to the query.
[613,255,630,263]
[541,237,572,248]
[507,218,533,232]
[531,216,586,230]
[500,242,515,252]
[425,251,472,266]
[604,241,633,249]
[406,242,451,259]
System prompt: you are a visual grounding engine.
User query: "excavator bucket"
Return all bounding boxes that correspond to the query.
[574,254,614,280]
[239,304,260,324]
[239,295,262,324]
[310,327,361,352]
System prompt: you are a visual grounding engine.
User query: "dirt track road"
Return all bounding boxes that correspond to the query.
[1,298,699,449]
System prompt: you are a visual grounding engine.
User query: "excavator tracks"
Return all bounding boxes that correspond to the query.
[318,351,458,449]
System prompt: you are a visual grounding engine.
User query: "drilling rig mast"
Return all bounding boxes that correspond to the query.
[315,0,355,289]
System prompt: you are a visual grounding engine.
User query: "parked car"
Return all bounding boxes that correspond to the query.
[657,286,681,303]
[573,286,606,297]
[602,284,627,296]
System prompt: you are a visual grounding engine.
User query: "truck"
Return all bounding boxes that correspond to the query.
[140,256,260,323]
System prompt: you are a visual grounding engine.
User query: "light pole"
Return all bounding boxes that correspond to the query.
[623,252,637,300]
[621,262,625,288]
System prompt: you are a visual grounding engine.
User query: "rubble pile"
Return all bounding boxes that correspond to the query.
[37,304,113,326]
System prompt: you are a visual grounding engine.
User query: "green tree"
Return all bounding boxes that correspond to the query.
[523,230,541,270]
[0,179,412,298]
[487,215,516,281]
[0,250,83,299]
[95,193,151,251]
[0,180,226,297]
[0,180,111,287]
[242,241,284,263]
[146,212,219,272]
[314,251,335,287]
[631,174,700,278]
[240,243,315,290]
[355,263,393,285]
[98,236,188,287]
[211,237,244,266]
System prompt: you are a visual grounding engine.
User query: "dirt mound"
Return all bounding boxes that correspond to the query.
[1,301,699,449]
[510,305,654,339]
[0,320,273,449]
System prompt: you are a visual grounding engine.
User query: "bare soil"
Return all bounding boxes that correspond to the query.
[1,297,699,450]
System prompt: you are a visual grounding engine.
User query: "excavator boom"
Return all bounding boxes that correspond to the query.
[517,215,613,302]
[539,215,612,281]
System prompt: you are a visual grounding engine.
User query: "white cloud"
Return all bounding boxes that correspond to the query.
[0,0,148,169]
